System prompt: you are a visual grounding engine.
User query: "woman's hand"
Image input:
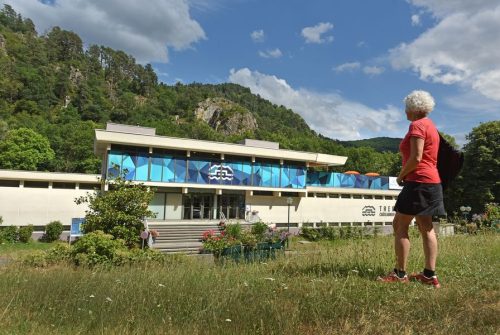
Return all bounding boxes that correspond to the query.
[396,176,404,186]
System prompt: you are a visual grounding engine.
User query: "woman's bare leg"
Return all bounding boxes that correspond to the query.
[415,215,437,271]
[392,212,414,271]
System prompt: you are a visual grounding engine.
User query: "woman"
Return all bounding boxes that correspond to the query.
[378,90,445,288]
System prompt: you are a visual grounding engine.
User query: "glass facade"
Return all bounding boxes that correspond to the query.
[307,171,389,190]
[108,150,307,189]
[107,150,389,190]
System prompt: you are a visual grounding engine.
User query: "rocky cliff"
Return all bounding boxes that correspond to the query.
[195,97,258,136]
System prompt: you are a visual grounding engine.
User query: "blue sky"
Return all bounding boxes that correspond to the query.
[8,0,500,144]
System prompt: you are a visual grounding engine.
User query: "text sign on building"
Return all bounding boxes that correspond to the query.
[362,204,395,217]
[209,164,234,181]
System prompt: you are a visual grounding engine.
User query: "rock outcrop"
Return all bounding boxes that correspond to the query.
[195,98,258,136]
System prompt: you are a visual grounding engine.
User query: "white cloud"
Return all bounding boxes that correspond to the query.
[301,22,334,44]
[363,66,385,76]
[390,1,500,101]
[228,68,403,140]
[333,62,361,73]
[411,14,421,26]
[7,0,206,63]
[258,48,282,59]
[250,29,265,42]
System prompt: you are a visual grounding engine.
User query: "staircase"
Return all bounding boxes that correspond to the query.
[148,221,220,254]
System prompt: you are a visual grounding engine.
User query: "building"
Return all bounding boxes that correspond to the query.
[0,123,401,231]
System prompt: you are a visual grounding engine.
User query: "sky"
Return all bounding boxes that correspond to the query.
[7,0,500,145]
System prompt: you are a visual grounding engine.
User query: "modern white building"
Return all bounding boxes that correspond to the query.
[0,123,401,230]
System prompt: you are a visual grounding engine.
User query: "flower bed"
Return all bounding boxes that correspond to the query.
[201,222,288,263]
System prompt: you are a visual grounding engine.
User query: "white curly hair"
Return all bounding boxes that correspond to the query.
[404,90,435,115]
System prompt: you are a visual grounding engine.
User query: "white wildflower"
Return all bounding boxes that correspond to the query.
[225,319,232,322]
[158,284,165,287]
[89,294,95,298]
[264,277,275,281]
[106,297,112,302]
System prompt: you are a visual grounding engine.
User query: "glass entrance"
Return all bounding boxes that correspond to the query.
[219,194,245,220]
[183,194,213,219]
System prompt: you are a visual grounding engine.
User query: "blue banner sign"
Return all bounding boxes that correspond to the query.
[71,218,85,236]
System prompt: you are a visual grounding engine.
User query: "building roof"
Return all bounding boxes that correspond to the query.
[94,125,347,166]
[0,169,100,183]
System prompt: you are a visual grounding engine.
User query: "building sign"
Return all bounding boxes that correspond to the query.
[361,204,395,217]
[362,206,376,216]
[70,218,84,236]
[209,164,234,181]
[379,205,395,217]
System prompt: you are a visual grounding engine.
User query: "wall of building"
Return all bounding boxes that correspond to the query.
[0,186,91,227]
[247,194,397,226]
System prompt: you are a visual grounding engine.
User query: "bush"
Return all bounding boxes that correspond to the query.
[301,226,373,241]
[251,221,268,239]
[22,243,71,267]
[0,225,18,243]
[300,227,321,241]
[42,221,64,242]
[71,230,127,266]
[18,225,34,243]
[224,223,242,239]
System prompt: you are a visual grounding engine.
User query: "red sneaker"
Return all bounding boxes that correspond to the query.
[409,273,441,288]
[377,272,409,283]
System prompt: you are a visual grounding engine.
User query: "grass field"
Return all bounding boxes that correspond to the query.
[0,233,498,335]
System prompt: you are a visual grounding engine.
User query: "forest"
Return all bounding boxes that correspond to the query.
[0,5,498,214]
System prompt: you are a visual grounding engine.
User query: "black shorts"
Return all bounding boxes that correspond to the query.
[394,181,446,216]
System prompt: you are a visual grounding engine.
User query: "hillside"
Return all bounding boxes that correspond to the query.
[341,137,401,153]
[0,5,400,176]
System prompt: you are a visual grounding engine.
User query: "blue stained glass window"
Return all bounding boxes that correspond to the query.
[107,152,122,178]
[260,163,272,187]
[241,162,252,186]
[174,158,187,183]
[162,157,175,182]
[135,154,149,181]
[271,165,281,187]
[150,157,163,182]
[252,163,262,186]
[187,159,210,184]
[281,166,291,188]
[224,163,236,185]
[121,154,135,180]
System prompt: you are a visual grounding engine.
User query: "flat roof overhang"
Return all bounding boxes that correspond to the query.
[94,129,347,166]
[0,169,101,183]
[306,186,400,196]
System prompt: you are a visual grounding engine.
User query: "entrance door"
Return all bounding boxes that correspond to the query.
[219,194,245,220]
[183,194,213,219]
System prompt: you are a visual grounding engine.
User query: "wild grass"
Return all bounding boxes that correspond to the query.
[0,234,498,335]
[0,241,59,260]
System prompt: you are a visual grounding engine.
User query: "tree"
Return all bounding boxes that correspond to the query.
[0,128,55,170]
[458,121,500,214]
[75,176,156,247]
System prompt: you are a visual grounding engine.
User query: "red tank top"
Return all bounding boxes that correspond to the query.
[399,118,441,183]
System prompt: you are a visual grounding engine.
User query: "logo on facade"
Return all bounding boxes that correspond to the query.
[379,205,395,217]
[209,164,234,181]
[362,206,376,216]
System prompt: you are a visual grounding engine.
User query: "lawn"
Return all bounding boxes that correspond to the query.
[0,233,498,335]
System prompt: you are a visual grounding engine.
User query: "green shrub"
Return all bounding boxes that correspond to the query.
[18,225,34,243]
[42,221,64,242]
[251,221,268,240]
[319,226,338,240]
[301,227,320,241]
[0,225,18,243]
[71,230,127,266]
[224,223,242,239]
